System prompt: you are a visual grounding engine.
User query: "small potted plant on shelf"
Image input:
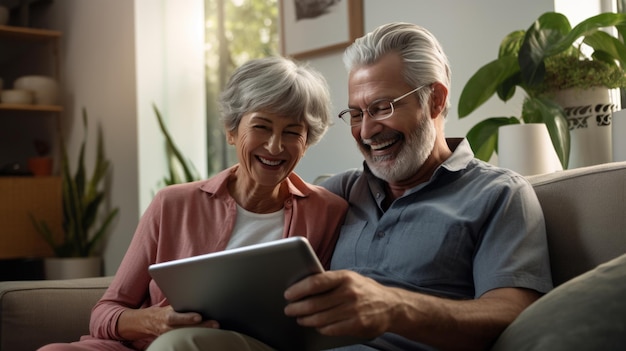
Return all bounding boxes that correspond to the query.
[458,11,626,169]
[30,107,119,279]
[27,138,53,176]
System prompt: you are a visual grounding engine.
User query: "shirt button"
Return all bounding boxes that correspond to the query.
[376,192,381,199]
[376,231,385,238]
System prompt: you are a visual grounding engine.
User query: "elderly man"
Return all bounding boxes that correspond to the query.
[283,22,552,351]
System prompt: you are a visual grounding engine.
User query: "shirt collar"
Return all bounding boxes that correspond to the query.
[439,137,474,173]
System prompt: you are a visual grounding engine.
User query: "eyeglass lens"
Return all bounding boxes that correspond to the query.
[339,85,426,126]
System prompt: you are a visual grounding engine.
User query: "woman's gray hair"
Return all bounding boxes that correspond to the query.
[343,22,452,117]
[219,56,332,146]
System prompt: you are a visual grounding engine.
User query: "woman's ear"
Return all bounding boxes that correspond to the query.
[226,130,236,145]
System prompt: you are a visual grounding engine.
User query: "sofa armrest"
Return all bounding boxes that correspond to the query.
[527,161,626,286]
[0,276,112,351]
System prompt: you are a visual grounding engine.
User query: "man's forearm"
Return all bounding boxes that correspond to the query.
[388,287,541,351]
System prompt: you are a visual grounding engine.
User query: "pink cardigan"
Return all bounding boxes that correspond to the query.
[86,166,347,350]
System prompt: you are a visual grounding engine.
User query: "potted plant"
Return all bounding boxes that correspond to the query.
[153,103,200,189]
[27,138,53,176]
[31,108,119,279]
[458,11,626,169]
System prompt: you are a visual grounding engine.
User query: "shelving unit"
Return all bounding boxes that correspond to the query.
[0,24,61,39]
[0,103,62,112]
[0,24,63,271]
[0,24,63,113]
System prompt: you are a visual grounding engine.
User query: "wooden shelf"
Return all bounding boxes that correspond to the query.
[0,103,62,112]
[0,25,61,41]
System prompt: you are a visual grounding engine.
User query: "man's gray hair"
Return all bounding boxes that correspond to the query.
[219,56,332,146]
[343,22,451,117]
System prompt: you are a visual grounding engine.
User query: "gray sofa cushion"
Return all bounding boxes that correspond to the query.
[0,276,112,351]
[491,253,626,351]
[527,161,626,286]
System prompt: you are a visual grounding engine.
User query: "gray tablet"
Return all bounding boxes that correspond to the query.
[148,236,364,350]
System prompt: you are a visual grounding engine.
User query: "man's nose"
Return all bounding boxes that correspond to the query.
[359,112,381,140]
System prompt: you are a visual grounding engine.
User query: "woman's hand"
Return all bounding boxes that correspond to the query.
[118,305,220,340]
[148,305,220,334]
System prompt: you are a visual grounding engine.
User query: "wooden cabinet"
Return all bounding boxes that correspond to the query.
[0,176,62,259]
[0,24,63,261]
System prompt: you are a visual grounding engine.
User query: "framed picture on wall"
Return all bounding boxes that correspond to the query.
[280,0,364,59]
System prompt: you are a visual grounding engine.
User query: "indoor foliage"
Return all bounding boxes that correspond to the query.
[458,11,626,169]
[31,108,119,257]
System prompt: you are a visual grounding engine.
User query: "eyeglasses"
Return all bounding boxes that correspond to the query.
[338,85,429,127]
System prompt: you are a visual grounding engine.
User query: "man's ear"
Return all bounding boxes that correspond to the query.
[430,82,448,118]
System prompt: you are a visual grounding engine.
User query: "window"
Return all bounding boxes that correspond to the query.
[204,0,279,174]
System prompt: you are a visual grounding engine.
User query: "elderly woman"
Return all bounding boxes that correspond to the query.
[38,56,347,351]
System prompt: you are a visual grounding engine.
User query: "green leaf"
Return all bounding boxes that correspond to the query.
[519,12,571,86]
[499,30,526,58]
[496,71,523,101]
[522,97,570,169]
[466,117,520,161]
[85,207,119,257]
[584,30,626,69]
[153,103,201,185]
[458,56,521,118]
[520,12,626,87]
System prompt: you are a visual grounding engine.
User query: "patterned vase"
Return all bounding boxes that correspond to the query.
[550,87,619,169]
[613,109,626,162]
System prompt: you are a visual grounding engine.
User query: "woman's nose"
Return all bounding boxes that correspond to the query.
[266,134,283,154]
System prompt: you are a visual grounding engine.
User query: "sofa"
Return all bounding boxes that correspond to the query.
[1,161,625,351]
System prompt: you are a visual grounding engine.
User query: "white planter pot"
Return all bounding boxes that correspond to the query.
[44,256,102,280]
[612,109,626,162]
[498,123,563,176]
[550,87,619,169]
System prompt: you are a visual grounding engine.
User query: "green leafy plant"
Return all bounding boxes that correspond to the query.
[31,108,119,257]
[458,11,626,169]
[153,103,201,188]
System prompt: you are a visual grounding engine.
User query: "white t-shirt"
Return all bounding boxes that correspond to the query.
[226,205,284,249]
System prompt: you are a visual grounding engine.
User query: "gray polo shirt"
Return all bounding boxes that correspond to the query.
[322,139,552,350]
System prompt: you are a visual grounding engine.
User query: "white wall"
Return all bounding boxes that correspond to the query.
[41,0,139,275]
[294,0,556,181]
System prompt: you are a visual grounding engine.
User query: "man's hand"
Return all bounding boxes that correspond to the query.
[284,270,541,351]
[283,270,400,339]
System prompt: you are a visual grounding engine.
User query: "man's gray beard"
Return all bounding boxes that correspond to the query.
[363,116,436,183]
